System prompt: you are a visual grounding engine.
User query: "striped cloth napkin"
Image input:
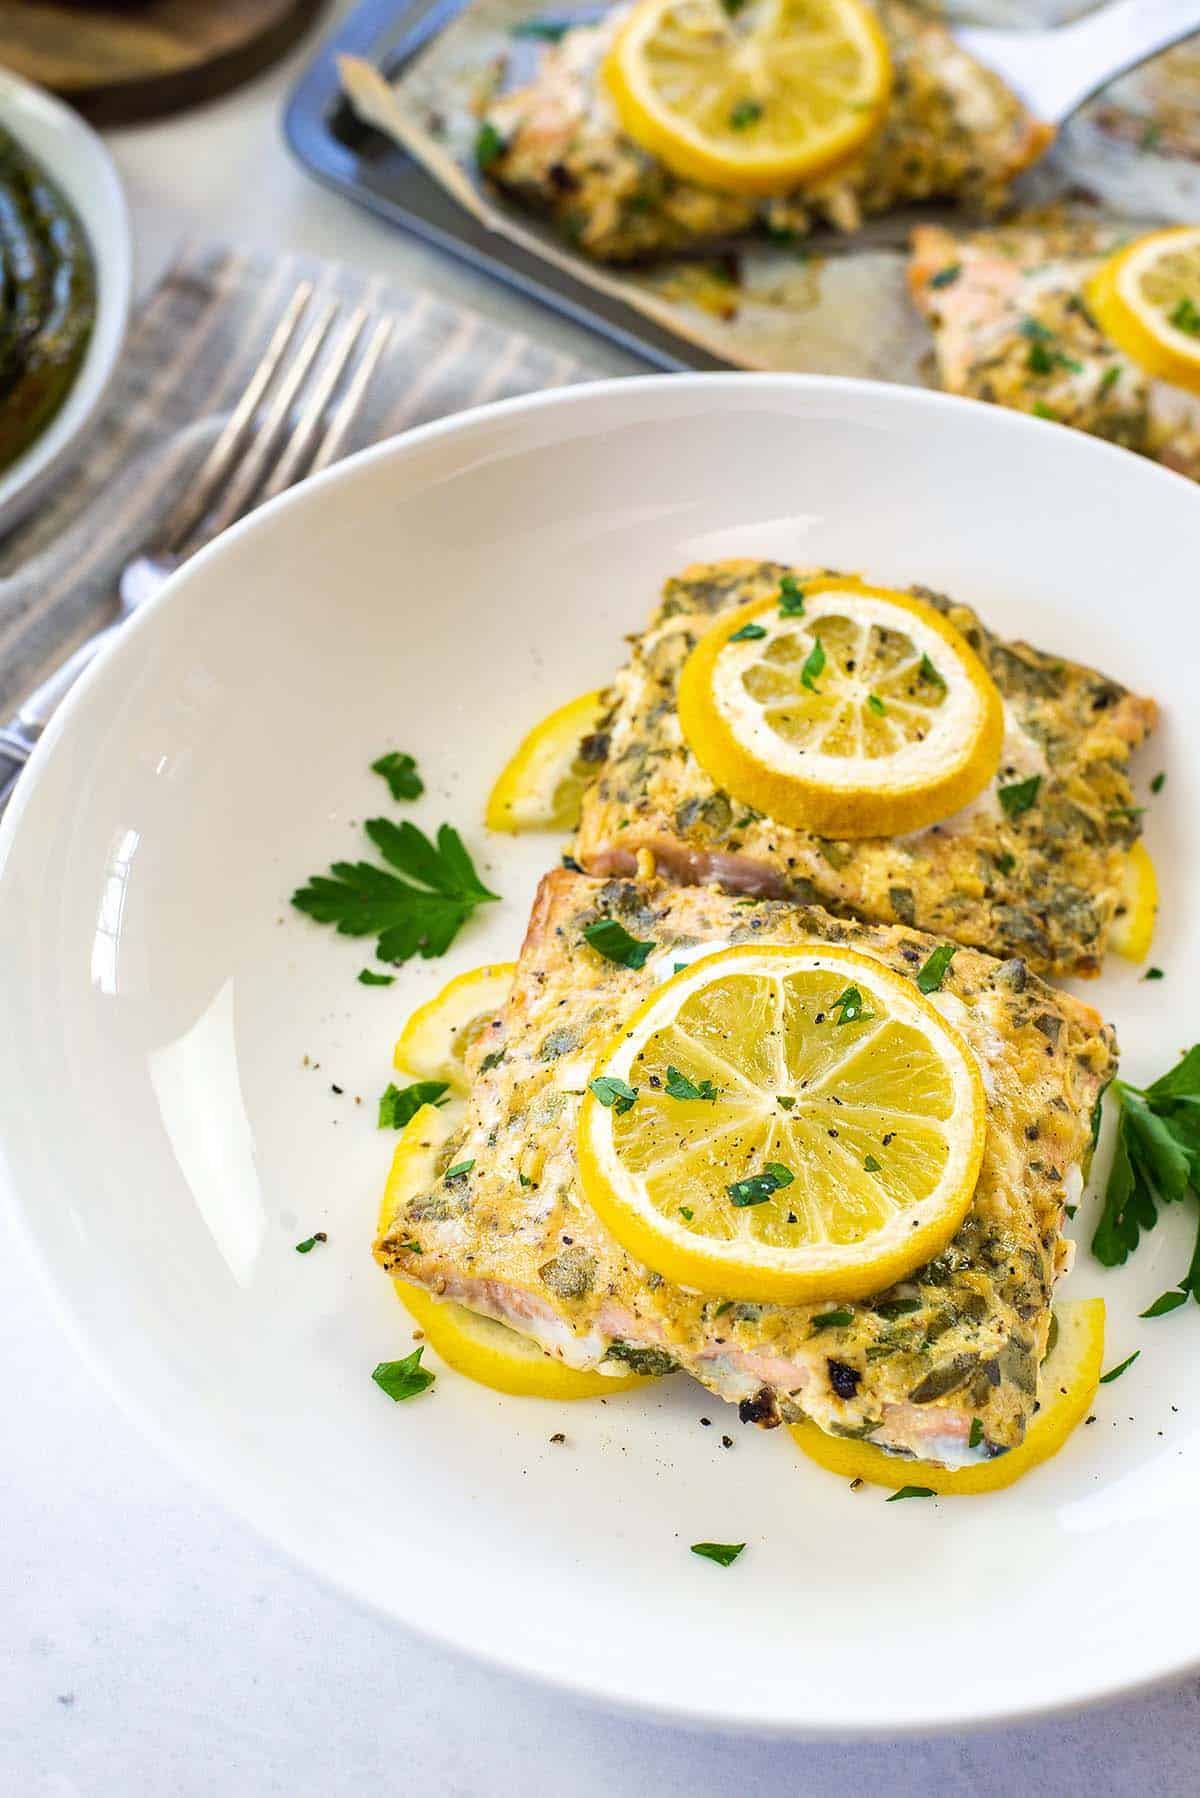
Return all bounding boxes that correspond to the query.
[0,241,593,716]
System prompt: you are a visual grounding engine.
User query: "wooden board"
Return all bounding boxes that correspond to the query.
[0,0,330,126]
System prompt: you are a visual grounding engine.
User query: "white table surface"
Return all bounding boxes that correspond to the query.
[5,8,1200,1792]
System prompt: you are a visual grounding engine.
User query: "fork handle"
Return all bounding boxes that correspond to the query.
[0,621,120,820]
[956,0,1200,126]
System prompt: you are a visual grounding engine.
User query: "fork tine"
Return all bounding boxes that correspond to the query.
[188,298,340,547]
[257,305,369,505]
[161,281,313,557]
[307,315,394,480]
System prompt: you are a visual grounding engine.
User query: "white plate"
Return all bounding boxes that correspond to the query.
[0,69,131,534]
[0,375,1196,1736]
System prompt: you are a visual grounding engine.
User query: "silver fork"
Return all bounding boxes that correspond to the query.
[0,281,394,817]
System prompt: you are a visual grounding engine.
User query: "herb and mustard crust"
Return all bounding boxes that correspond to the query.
[376,869,1116,1466]
[574,559,1157,977]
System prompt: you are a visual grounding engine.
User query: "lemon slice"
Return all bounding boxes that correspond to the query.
[486,689,608,833]
[677,576,1004,838]
[379,1105,651,1399]
[577,942,986,1304]
[1089,227,1200,396]
[603,0,891,199]
[790,1298,1105,1492]
[1109,841,1158,963]
[394,962,516,1091]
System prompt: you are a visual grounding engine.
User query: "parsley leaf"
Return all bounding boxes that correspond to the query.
[293,820,497,965]
[728,99,762,129]
[1141,1289,1189,1319]
[1170,295,1200,338]
[378,1080,449,1130]
[1099,364,1122,396]
[1098,1350,1140,1385]
[371,750,423,801]
[1150,771,1166,795]
[778,575,805,616]
[968,1418,984,1449]
[445,1159,474,1181]
[916,943,957,994]
[800,637,826,692]
[1143,967,1164,981]
[475,121,506,172]
[358,968,395,986]
[886,1486,935,1502]
[588,1075,639,1113]
[831,985,874,1026]
[929,263,961,289]
[372,1347,435,1402]
[812,1309,854,1331]
[728,1164,793,1206]
[583,917,655,968]
[863,1154,882,1173]
[1092,1050,1200,1300]
[691,1541,745,1566]
[295,1232,327,1254]
[510,15,573,39]
[867,692,887,716]
[918,653,945,689]
[665,1065,718,1102]
[728,621,768,642]
[997,775,1041,818]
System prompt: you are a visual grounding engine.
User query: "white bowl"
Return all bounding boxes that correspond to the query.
[1,375,1197,1735]
[0,69,131,534]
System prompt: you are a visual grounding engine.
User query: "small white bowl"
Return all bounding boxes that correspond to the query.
[0,69,131,535]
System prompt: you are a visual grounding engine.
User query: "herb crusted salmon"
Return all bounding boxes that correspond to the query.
[375,869,1116,1468]
[480,1,1051,263]
[573,560,1157,977]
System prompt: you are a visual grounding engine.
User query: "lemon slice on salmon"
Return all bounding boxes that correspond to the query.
[486,689,608,833]
[678,576,1004,838]
[603,0,891,198]
[790,1298,1105,1492]
[380,1104,651,1399]
[1109,841,1158,963]
[577,942,986,1305]
[1089,227,1200,396]
[394,962,516,1091]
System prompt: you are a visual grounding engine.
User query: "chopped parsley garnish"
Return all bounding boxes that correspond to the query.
[665,1065,717,1102]
[995,851,1016,877]
[1143,967,1164,981]
[863,1154,882,1173]
[916,943,957,994]
[588,1075,639,1113]
[830,984,874,1026]
[1150,771,1166,794]
[714,1299,734,1317]
[812,1309,854,1331]
[371,750,423,802]
[295,1232,327,1254]
[474,121,506,172]
[378,1079,450,1129]
[1099,1350,1140,1385]
[778,575,805,615]
[929,263,961,289]
[728,99,763,130]
[800,637,826,692]
[358,968,395,986]
[1099,364,1122,396]
[1027,340,1084,376]
[690,1541,745,1566]
[1092,1046,1200,1298]
[510,15,573,39]
[1018,317,1054,342]
[480,1049,506,1072]
[293,819,497,965]
[727,1163,794,1206]
[1141,1289,1189,1319]
[866,693,886,716]
[777,1095,796,1110]
[886,1485,935,1502]
[582,917,655,968]
[968,1418,984,1449]
[1033,401,1058,421]
[997,774,1041,818]
[918,653,944,688]
[679,1206,695,1222]
[728,620,768,642]
[874,1297,921,1318]
[372,1347,435,1402]
[1169,295,1200,338]
[444,1159,474,1181]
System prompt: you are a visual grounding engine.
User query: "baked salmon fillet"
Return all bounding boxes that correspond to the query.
[482,1,1051,263]
[376,870,1116,1468]
[910,217,1200,481]
[573,560,1157,977]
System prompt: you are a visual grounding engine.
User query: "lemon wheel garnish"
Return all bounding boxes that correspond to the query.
[379,1105,652,1400]
[486,689,607,833]
[677,577,1004,839]
[577,943,986,1305]
[790,1298,1105,1492]
[603,0,891,199]
[394,962,516,1091]
[1089,227,1200,396]
[1109,841,1158,963]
